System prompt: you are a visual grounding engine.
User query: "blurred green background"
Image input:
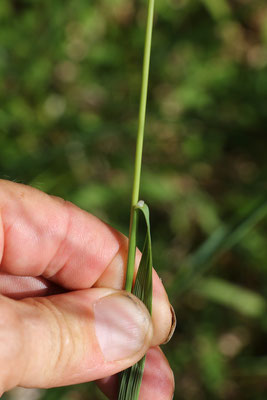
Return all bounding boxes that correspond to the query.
[1,0,267,399]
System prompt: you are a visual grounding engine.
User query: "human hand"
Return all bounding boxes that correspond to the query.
[0,180,175,399]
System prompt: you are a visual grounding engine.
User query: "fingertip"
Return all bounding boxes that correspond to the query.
[162,304,177,345]
[94,290,153,362]
[97,346,175,400]
[2,288,153,391]
[139,347,175,400]
[150,271,174,346]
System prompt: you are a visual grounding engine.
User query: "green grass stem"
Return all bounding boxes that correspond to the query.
[125,0,155,292]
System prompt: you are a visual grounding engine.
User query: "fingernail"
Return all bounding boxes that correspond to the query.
[163,305,177,345]
[94,292,151,362]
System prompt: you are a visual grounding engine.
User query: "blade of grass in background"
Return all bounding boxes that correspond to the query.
[194,277,266,318]
[200,0,232,20]
[169,199,267,298]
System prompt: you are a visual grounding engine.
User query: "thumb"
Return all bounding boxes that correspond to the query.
[0,288,153,394]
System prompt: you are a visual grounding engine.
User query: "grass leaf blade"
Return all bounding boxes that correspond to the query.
[169,199,267,297]
[118,202,153,400]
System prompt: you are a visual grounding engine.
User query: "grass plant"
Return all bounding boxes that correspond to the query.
[118,0,155,399]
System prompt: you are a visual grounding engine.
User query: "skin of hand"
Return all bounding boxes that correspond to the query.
[0,180,175,399]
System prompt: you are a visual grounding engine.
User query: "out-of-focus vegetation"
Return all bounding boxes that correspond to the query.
[1,0,267,399]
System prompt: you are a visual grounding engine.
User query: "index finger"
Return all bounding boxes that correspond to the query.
[0,180,173,345]
[0,180,123,289]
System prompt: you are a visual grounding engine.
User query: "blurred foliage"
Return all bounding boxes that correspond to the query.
[1,0,267,399]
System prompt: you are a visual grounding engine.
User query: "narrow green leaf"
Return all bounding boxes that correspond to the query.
[194,277,267,318]
[169,199,267,298]
[118,202,153,400]
[118,357,146,400]
[133,201,153,313]
[200,0,232,21]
